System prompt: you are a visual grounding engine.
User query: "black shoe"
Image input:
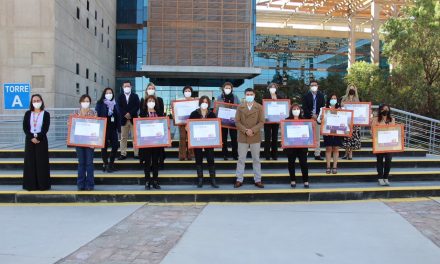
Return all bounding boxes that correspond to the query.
[291,182,296,188]
[197,178,203,188]
[152,181,161,190]
[118,155,127,160]
[265,157,270,161]
[145,182,151,190]
[233,156,238,161]
[272,156,278,161]
[107,164,115,173]
[134,156,139,160]
[314,156,324,160]
[102,164,107,172]
[85,187,94,191]
[77,187,85,191]
[224,156,228,161]
[341,155,348,160]
[304,184,310,189]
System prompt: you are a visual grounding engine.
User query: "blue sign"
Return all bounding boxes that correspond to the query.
[3,83,31,110]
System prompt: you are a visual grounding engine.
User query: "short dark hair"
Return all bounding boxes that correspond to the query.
[122,80,132,86]
[79,94,92,103]
[244,88,254,94]
[183,85,193,94]
[29,94,45,111]
[309,80,318,85]
[222,82,233,90]
[199,95,211,107]
[98,87,114,103]
[142,95,159,112]
[288,103,304,119]
[325,94,340,108]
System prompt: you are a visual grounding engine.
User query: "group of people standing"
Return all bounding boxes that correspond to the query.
[22,80,396,191]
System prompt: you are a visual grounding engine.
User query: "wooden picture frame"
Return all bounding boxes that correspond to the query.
[280,119,317,149]
[187,118,223,149]
[321,108,354,137]
[213,101,238,130]
[343,102,372,126]
[263,99,291,124]
[133,117,172,149]
[67,115,107,148]
[372,124,405,154]
[171,99,199,126]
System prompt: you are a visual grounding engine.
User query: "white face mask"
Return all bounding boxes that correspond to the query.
[224,88,232,95]
[147,89,155,96]
[200,103,209,110]
[105,94,113,100]
[292,109,300,117]
[311,86,318,92]
[32,102,42,109]
[184,91,192,98]
[81,102,90,109]
[147,102,156,109]
[123,87,131,94]
[269,88,276,94]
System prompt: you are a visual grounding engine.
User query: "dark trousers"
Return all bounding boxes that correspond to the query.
[142,147,161,182]
[221,128,238,159]
[286,148,309,182]
[376,153,392,179]
[101,129,119,165]
[76,147,94,189]
[264,124,279,159]
[194,148,215,168]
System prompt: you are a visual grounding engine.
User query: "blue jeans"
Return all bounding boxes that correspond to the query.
[76,147,95,189]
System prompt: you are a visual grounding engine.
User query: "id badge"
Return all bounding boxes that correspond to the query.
[111,116,115,122]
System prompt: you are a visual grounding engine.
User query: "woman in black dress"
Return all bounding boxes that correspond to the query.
[317,94,343,174]
[23,94,51,191]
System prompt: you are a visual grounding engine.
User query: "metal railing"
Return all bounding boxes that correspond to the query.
[0,106,439,154]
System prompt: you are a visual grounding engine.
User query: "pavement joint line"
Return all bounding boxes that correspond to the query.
[0,202,148,207]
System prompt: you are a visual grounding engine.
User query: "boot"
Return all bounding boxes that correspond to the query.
[144,170,151,190]
[107,162,115,173]
[209,166,219,188]
[152,171,161,189]
[196,165,203,188]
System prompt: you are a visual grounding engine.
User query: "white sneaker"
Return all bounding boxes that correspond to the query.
[384,179,390,186]
[378,179,386,186]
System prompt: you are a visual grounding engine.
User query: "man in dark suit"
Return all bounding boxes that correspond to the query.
[302,80,325,160]
[117,80,140,160]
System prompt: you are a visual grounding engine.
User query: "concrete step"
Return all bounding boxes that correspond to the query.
[1,181,439,203]
[1,169,440,185]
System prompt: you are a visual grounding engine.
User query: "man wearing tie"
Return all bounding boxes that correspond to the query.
[117,80,140,160]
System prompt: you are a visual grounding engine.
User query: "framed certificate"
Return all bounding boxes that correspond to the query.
[67,116,107,148]
[187,118,223,149]
[172,99,199,126]
[321,108,354,137]
[280,119,317,148]
[372,124,405,154]
[213,102,238,129]
[344,102,372,126]
[263,99,290,124]
[133,117,172,148]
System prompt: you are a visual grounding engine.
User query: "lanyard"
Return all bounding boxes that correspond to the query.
[32,112,41,133]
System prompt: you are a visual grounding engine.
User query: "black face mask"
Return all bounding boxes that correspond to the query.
[348,89,355,96]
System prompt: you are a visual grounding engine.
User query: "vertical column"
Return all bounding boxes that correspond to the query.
[348,15,356,68]
[370,0,381,64]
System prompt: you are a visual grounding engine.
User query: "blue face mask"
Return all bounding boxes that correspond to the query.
[245,95,254,103]
[330,99,337,106]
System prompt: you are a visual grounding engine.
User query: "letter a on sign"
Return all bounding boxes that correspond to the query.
[12,95,23,108]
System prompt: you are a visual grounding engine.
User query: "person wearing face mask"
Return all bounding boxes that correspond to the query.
[139,95,164,189]
[23,94,51,191]
[284,104,310,188]
[302,80,325,160]
[341,84,362,160]
[178,86,195,161]
[371,104,395,186]
[117,80,140,160]
[263,82,286,160]
[234,88,265,189]
[73,94,97,191]
[140,82,166,168]
[317,94,343,175]
[95,88,121,173]
[217,82,240,160]
[189,96,219,188]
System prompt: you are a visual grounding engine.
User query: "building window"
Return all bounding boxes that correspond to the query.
[94,73,97,82]
[76,63,80,75]
[94,26,97,36]
[107,39,109,49]
[101,76,104,85]
[86,68,89,79]
[86,86,89,95]
[107,26,110,34]
[76,83,80,94]
[86,18,89,28]
[76,7,80,19]
[101,33,104,43]
[87,1,90,11]
[116,30,137,71]
[101,19,104,28]
[95,10,97,20]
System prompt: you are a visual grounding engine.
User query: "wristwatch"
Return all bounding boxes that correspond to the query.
[33,133,38,138]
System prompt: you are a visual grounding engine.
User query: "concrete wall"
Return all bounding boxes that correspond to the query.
[0,0,56,114]
[54,0,116,107]
[0,0,116,113]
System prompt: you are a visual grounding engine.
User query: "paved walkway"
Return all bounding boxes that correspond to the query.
[1,199,440,264]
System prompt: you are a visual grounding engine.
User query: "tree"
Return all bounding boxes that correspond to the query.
[381,0,440,118]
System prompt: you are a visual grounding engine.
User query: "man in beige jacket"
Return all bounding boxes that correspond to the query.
[234,88,265,188]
